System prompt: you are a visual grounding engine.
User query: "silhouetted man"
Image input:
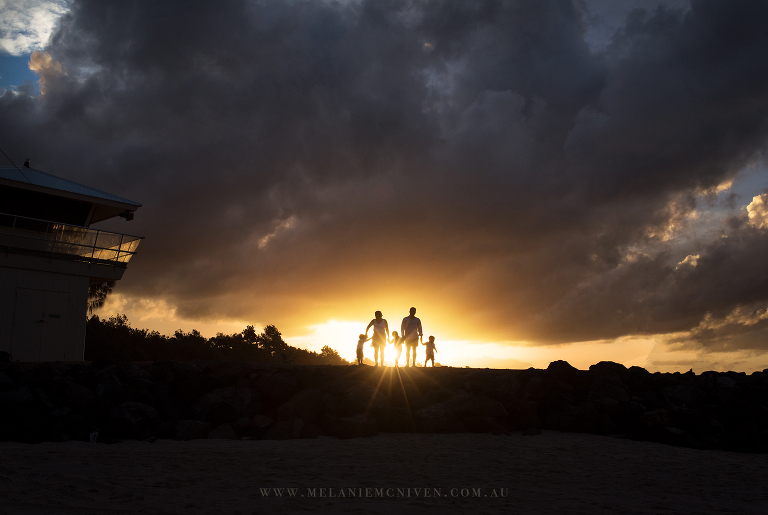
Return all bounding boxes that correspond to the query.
[401,307,422,367]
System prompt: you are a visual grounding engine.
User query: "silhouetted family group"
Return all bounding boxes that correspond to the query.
[357,307,437,367]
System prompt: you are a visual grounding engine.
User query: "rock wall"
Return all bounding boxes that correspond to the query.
[1,359,766,452]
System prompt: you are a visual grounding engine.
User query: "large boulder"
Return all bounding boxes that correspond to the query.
[277,389,324,423]
[341,383,388,415]
[545,402,600,433]
[193,387,256,424]
[589,361,628,377]
[175,420,212,440]
[262,418,304,440]
[504,400,541,431]
[377,406,413,433]
[389,382,426,411]
[336,414,378,439]
[661,381,706,408]
[453,395,508,419]
[0,372,14,393]
[422,388,452,407]
[202,361,249,386]
[106,402,160,439]
[62,381,97,414]
[152,383,190,422]
[588,375,629,407]
[0,386,34,412]
[462,416,506,433]
[641,408,670,428]
[208,423,239,440]
[253,374,299,407]
[413,403,457,433]
[547,360,580,384]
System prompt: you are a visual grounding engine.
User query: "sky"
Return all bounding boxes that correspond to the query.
[2,0,768,372]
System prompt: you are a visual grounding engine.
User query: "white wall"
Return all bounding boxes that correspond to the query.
[0,267,88,361]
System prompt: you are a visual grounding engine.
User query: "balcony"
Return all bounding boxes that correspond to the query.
[0,212,142,267]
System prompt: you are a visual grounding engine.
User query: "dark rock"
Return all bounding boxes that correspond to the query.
[193,387,256,424]
[524,376,544,400]
[515,368,544,387]
[377,406,413,433]
[545,402,600,433]
[175,420,212,440]
[323,394,339,413]
[462,416,505,433]
[0,386,34,411]
[152,383,190,422]
[589,361,628,377]
[253,373,298,406]
[61,413,97,441]
[301,424,320,439]
[547,360,580,383]
[95,374,127,408]
[504,400,541,431]
[154,421,174,438]
[662,381,706,408]
[203,361,249,386]
[453,395,508,419]
[423,388,452,406]
[208,423,238,440]
[62,381,96,414]
[413,403,457,433]
[642,409,670,428]
[51,406,72,418]
[0,372,14,393]
[389,382,426,411]
[236,416,252,431]
[336,414,378,439]
[106,402,160,439]
[252,414,274,429]
[442,389,473,410]
[588,375,629,407]
[278,389,324,423]
[341,383,388,415]
[263,418,304,440]
[66,364,95,389]
[634,390,665,410]
[613,401,645,432]
[522,426,542,436]
[91,358,119,374]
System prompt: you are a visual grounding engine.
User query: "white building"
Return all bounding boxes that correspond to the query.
[0,163,142,361]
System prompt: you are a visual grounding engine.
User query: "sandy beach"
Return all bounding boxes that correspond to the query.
[0,432,766,514]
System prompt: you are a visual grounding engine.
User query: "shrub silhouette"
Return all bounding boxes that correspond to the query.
[85,314,348,364]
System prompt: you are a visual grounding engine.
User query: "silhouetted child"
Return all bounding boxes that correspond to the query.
[391,331,403,367]
[357,334,371,365]
[424,336,437,367]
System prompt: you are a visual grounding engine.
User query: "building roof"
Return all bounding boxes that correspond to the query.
[0,165,141,208]
[0,165,141,224]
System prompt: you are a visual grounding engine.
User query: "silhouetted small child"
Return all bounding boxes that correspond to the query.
[357,334,371,365]
[424,336,437,367]
[391,331,403,367]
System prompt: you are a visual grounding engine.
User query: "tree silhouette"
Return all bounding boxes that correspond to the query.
[84,314,349,364]
[87,281,115,315]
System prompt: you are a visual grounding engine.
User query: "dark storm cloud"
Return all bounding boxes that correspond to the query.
[3,0,768,350]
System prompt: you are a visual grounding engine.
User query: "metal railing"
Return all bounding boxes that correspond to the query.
[0,212,143,266]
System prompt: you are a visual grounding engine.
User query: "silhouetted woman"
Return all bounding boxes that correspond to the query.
[365,310,389,366]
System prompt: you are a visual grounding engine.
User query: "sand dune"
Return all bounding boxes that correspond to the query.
[0,432,766,514]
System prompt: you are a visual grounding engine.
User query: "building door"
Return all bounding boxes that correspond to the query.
[11,288,70,361]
